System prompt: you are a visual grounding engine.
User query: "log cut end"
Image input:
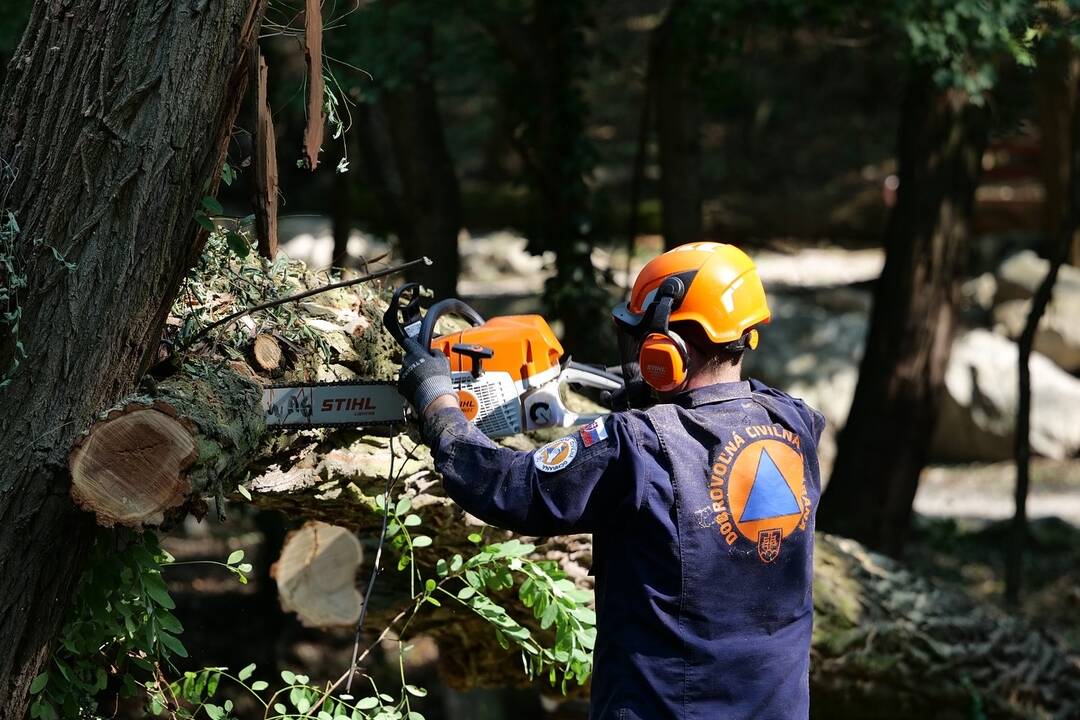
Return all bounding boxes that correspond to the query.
[251,334,283,371]
[272,521,363,628]
[68,403,196,528]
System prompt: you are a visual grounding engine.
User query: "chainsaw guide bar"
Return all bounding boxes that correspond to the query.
[262,380,409,430]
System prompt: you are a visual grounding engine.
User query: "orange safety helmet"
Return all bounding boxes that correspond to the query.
[612,242,771,392]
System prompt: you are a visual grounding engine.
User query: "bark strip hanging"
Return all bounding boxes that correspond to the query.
[252,51,279,259]
[303,0,325,170]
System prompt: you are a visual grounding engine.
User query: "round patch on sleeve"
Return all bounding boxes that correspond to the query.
[533,437,578,473]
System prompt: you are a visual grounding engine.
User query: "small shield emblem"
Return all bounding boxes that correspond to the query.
[756,528,782,563]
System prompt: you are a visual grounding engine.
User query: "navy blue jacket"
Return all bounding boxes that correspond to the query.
[424,379,825,719]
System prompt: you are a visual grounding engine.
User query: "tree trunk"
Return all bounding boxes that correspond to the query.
[818,70,988,555]
[380,4,461,297]
[0,0,264,714]
[1036,35,1080,265]
[471,0,606,351]
[653,0,703,250]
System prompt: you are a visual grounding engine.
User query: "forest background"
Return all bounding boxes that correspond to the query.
[1,1,1080,719]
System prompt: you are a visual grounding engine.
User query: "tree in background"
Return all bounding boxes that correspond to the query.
[0,0,265,713]
[466,0,609,350]
[334,0,463,296]
[819,0,1034,555]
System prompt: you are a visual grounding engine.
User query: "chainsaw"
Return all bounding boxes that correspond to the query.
[261,283,623,439]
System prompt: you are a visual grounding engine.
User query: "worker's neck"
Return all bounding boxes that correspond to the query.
[683,361,743,391]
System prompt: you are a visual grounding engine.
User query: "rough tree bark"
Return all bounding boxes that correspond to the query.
[819,70,988,555]
[64,266,1080,718]
[653,0,704,250]
[0,0,265,714]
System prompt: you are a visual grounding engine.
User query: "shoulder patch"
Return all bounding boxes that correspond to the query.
[533,437,579,473]
[578,417,609,447]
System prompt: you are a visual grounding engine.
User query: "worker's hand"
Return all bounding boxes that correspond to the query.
[397,338,454,415]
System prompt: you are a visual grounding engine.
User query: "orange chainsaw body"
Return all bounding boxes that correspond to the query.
[430,315,564,383]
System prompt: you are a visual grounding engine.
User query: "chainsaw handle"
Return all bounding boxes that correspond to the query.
[418,298,485,349]
[383,282,424,345]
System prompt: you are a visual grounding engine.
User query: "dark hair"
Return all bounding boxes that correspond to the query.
[671,321,744,370]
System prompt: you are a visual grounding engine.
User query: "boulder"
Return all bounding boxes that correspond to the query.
[931,329,1080,461]
[994,249,1080,303]
[992,297,1080,374]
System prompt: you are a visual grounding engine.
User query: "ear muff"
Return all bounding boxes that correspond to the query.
[639,332,689,392]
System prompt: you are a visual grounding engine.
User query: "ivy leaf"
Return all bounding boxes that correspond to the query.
[225,231,250,258]
[29,673,47,694]
[201,196,224,215]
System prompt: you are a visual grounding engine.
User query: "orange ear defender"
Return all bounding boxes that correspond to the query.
[639,332,689,392]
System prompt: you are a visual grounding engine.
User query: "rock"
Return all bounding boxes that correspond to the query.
[992,298,1080,374]
[931,329,1080,461]
[744,291,868,429]
[994,249,1080,302]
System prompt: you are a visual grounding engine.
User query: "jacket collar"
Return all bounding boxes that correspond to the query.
[671,380,752,408]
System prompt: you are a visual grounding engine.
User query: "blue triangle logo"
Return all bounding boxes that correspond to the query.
[739,449,801,522]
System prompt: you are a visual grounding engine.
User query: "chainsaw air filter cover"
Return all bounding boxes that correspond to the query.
[430,315,565,387]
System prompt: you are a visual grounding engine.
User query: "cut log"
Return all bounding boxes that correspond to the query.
[271,521,363,627]
[251,333,283,371]
[68,403,197,527]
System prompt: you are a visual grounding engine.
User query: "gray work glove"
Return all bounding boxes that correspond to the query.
[397,338,454,414]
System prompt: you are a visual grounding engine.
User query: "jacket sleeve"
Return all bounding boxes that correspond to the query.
[421,408,643,536]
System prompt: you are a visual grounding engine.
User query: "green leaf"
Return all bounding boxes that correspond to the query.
[238,663,256,681]
[159,631,188,658]
[201,196,224,215]
[408,713,426,720]
[404,684,428,697]
[467,533,483,544]
[435,559,448,577]
[28,673,47,694]
[237,563,253,573]
[356,697,379,710]
[274,703,287,714]
[195,213,215,231]
[251,680,269,692]
[457,587,476,600]
[403,514,421,527]
[238,485,252,500]
[158,611,184,633]
[225,231,250,258]
[394,497,412,516]
[204,704,224,720]
[142,573,175,609]
[281,670,297,685]
[412,535,432,548]
[424,578,436,592]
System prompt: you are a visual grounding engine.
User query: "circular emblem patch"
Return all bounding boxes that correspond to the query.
[533,437,578,473]
[457,388,480,421]
[707,425,811,563]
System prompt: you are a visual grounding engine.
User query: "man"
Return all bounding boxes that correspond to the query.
[399,242,825,719]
